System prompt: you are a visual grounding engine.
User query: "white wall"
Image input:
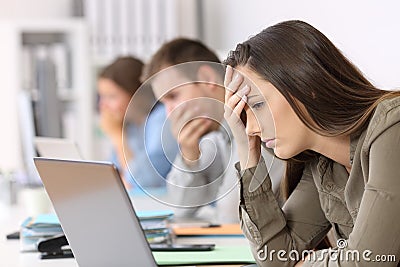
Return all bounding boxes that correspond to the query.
[0,0,72,19]
[202,0,400,90]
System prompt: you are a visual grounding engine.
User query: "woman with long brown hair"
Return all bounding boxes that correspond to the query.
[224,20,400,266]
[98,56,177,189]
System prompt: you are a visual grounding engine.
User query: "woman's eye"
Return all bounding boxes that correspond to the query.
[252,102,265,110]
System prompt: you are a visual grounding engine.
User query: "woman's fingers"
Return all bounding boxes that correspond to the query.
[233,94,247,116]
[224,65,233,88]
[226,85,250,111]
[224,67,250,133]
[224,67,244,103]
[227,72,244,93]
[224,65,233,104]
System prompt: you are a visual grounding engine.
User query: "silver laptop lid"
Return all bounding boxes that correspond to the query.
[34,137,83,160]
[34,158,157,267]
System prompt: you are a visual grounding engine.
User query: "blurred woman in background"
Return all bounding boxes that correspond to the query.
[98,56,177,190]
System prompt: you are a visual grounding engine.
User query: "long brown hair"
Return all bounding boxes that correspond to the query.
[224,20,400,203]
[99,56,144,97]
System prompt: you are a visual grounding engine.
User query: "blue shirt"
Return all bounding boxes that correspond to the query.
[111,103,178,189]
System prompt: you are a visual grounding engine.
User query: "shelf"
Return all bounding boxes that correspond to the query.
[0,19,94,177]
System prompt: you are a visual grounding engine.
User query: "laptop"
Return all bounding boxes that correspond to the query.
[34,137,83,160]
[33,157,157,267]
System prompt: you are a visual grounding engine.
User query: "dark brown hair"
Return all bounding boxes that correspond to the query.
[225,20,400,203]
[142,38,221,81]
[99,56,144,96]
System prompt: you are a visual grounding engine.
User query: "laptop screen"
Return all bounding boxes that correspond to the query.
[34,158,157,267]
[34,137,83,160]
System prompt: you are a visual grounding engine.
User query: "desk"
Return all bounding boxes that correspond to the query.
[0,202,251,267]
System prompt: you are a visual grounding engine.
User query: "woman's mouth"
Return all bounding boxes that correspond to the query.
[262,138,276,149]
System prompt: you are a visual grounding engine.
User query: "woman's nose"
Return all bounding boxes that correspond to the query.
[245,114,261,136]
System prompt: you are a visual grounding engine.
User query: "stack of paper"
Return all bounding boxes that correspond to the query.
[137,210,174,244]
[20,214,64,252]
[19,210,174,251]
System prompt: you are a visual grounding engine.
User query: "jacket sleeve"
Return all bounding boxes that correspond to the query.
[303,122,400,267]
[166,133,225,218]
[238,157,331,267]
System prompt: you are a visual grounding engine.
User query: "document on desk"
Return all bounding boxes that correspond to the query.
[20,214,64,252]
[20,211,175,251]
[153,245,256,265]
[172,224,244,237]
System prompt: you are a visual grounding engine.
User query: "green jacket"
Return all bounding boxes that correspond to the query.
[237,97,400,266]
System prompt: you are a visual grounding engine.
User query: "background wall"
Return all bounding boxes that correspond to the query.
[0,0,72,19]
[202,0,400,90]
[0,0,399,174]
[1,0,398,89]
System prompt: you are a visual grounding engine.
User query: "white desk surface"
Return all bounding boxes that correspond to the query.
[0,202,77,267]
[0,201,250,267]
